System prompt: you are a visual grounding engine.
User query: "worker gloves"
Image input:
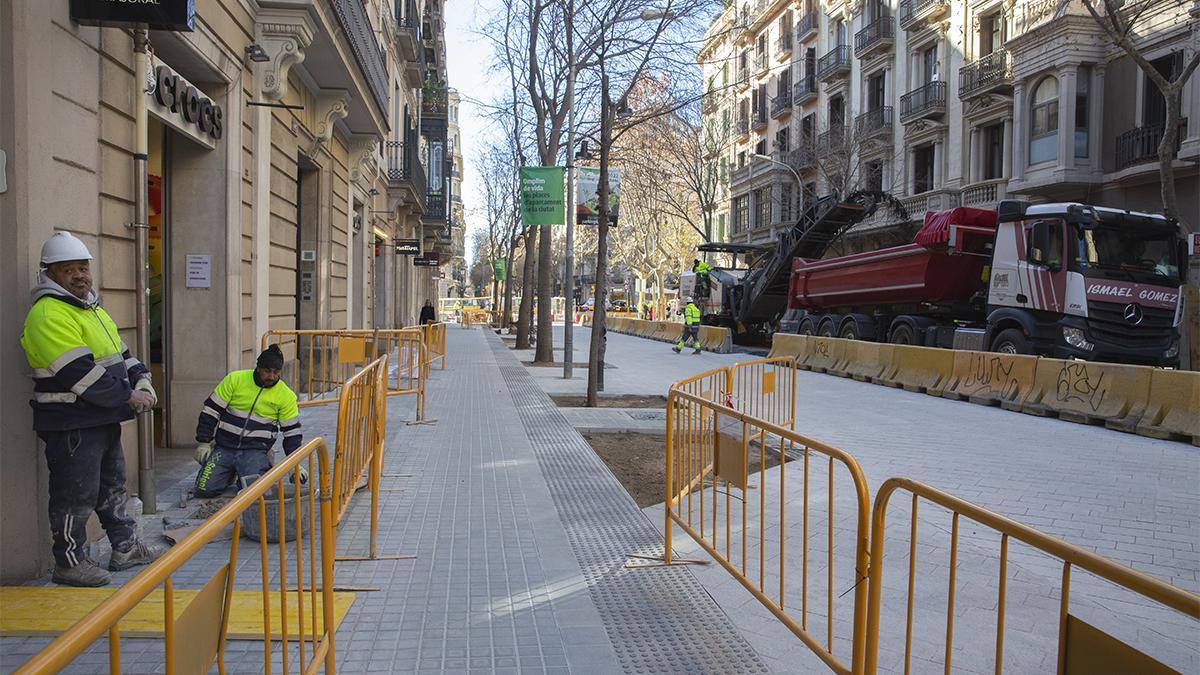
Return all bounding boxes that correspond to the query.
[292,465,309,485]
[194,441,214,466]
[131,378,157,414]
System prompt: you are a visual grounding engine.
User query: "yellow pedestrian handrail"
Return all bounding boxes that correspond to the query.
[262,329,425,420]
[665,384,872,675]
[864,477,1200,674]
[728,356,798,430]
[16,437,338,675]
[331,355,388,543]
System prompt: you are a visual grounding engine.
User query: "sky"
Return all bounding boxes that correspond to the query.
[444,0,501,267]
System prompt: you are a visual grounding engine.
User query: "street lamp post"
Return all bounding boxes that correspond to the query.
[751,152,802,187]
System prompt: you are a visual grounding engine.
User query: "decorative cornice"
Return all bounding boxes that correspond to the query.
[256,11,316,102]
[313,92,350,147]
[350,137,381,184]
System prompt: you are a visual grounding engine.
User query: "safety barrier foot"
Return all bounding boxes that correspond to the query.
[405,418,439,426]
[623,553,710,569]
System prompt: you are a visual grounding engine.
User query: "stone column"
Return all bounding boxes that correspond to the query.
[933,139,944,188]
[1012,80,1027,181]
[969,127,981,183]
[1059,64,1077,170]
[1002,116,1014,178]
[1089,64,1105,166]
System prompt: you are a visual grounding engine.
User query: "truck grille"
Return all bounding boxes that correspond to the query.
[1087,301,1175,349]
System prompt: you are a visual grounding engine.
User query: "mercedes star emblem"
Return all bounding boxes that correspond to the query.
[1123,303,1144,325]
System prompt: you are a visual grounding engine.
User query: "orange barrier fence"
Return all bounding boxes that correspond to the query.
[865,477,1200,674]
[665,371,872,674]
[331,356,388,556]
[420,322,446,370]
[262,329,425,420]
[16,438,338,675]
[729,356,798,430]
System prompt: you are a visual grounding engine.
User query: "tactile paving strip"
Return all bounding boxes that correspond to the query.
[491,336,768,674]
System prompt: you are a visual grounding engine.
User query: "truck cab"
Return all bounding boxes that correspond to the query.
[987,200,1186,367]
[680,242,767,327]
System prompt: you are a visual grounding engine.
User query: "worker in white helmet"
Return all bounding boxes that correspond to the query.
[20,232,167,586]
[673,296,703,354]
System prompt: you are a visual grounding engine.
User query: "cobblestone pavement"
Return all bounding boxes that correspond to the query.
[547,327,1198,674]
[2,326,768,674]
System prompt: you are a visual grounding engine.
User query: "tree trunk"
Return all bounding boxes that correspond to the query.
[516,227,537,349]
[1158,86,1183,223]
[587,75,613,407]
[534,220,555,362]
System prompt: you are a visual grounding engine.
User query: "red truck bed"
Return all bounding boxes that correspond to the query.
[788,207,997,312]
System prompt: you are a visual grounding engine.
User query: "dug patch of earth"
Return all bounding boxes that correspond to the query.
[551,394,666,409]
[582,432,789,508]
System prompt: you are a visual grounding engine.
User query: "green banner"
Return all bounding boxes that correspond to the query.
[519,166,565,226]
[492,258,507,281]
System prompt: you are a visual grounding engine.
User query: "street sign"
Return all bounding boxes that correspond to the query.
[414,252,440,267]
[70,0,196,31]
[394,239,420,255]
[519,167,565,226]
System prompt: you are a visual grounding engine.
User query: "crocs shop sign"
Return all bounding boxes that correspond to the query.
[148,62,223,149]
[70,0,196,31]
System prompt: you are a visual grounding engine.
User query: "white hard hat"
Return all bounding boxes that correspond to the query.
[685,296,694,303]
[41,232,93,266]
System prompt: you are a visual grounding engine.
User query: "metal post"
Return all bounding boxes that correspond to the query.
[133,28,156,514]
[563,0,576,380]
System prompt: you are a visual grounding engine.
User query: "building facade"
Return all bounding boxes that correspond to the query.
[0,0,453,581]
[700,0,1200,254]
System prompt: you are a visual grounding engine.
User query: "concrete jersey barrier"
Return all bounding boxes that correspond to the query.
[766,332,1198,445]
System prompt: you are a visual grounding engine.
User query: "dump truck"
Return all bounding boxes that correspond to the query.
[787,200,1187,367]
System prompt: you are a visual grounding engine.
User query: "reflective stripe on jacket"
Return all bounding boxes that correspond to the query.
[196,370,302,454]
[22,291,149,431]
[684,303,701,325]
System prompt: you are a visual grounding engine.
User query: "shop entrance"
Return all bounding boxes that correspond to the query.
[148,118,171,446]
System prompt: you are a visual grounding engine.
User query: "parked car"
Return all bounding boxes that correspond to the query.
[609,299,628,312]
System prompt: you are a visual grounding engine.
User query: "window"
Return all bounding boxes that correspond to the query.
[722,63,729,86]
[866,160,883,192]
[720,158,729,183]
[913,143,935,193]
[776,127,791,152]
[1142,54,1180,127]
[779,14,793,50]
[733,195,749,233]
[829,95,845,127]
[1029,76,1058,164]
[834,18,846,46]
[868,72,885,110]
[1075,66,1089,158]
[920,45,938,85]
[755,187,771,228]
[801,113,816,143]
[777,68,792,96]
[737,150,746,168]
[983,122,1004,180]
[718,213,727,241]
[979,11,1002,56]
[780,183,793,222]
[805,48,817,78]
[755,138,768,156]
[757,34,768,63]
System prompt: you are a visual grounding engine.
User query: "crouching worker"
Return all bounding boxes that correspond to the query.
[193,344,304,497]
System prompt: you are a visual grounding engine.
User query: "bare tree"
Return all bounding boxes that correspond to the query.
[1080,0,1199,224]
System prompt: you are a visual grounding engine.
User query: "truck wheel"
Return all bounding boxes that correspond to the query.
[991,328,1030,355]
[889,324,915,345]
[839,322,859,340]
[798,318,816,335]
[818,318,837,337]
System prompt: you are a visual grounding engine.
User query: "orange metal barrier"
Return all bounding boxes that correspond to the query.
[331,355,388,557]
[262,329,425,420]
[665,378,872,674]
[16,438,338,675]
[729,356,798,430]
[420,322,446,370]
[864,477,1200,674]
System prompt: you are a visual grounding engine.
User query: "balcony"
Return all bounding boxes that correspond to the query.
[770,92,793,118]
[393,0,419,61]
[751,109,769,130]
[902,189,959,217]
[793,75,817,105]
[959,50,1012,99]
[796,11,818,41]
[854,18,895,59]
[422,82,449,117]
[817,125,846,155]
[754,51,769,75]
[960,178,1009,207]
[785,143,817,171]
[330,0,389,117]
[817,45,851,81]
[775,34,793,59]
[736,67,750,90]
[855,106,893,139]
[899,0,948,30]
[386,140,427,212]
[1115,119,1188,172]
[424,191,448,225]
[900,81,947,122]
[736,114,750,138]
[701,91,718,114]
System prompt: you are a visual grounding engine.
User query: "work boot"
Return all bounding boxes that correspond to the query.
[53,560,111,587]
[108,540,167,572]
[672,346,681,353]
[693,349,702,355]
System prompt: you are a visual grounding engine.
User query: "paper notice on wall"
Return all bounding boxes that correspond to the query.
[185,254,211,289]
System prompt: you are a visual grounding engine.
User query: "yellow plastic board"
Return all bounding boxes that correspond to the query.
[0,587,355,640]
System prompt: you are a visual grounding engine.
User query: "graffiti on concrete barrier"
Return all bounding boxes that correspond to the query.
[961,354,1020,400]
[1056,362,1107,412]
[813,340,830,357]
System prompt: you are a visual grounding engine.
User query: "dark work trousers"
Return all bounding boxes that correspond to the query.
[40,424,136,569]
[194,446,272,498]
[677,324,701,349]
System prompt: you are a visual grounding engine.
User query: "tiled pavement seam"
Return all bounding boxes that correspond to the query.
[489,333,770,674]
